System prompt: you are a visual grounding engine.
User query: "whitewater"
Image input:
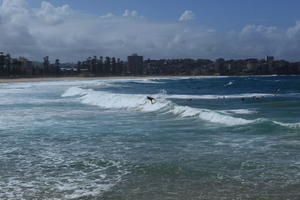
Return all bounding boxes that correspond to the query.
[62,85,300,128]
[1,76,300,199]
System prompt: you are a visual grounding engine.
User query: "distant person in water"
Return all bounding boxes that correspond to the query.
[147,96,156,104]
[252,96,260,100]
[274,89,280,96]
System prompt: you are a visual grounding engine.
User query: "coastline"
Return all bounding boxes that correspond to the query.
[0,76,122,83]
[0,75,207,83]
[0,74,291,83]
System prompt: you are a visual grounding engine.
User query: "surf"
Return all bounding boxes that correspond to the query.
[62,87,300,129]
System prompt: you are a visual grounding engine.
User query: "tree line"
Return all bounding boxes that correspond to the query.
[0,52,61,77]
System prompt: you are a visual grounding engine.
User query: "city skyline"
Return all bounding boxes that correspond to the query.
[1,0,300,62]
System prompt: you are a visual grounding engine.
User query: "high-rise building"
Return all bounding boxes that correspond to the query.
[128,54,143,74]
[266,56,274,62]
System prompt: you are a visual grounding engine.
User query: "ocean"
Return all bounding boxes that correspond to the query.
[0,76,300,200]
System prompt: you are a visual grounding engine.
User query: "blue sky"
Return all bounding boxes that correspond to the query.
[1,0,300,61]
[26,0,300,30]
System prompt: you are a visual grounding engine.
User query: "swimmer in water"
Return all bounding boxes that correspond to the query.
[274,89,280,96]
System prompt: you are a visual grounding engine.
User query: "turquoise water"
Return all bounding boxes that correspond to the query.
[0,76,300,199]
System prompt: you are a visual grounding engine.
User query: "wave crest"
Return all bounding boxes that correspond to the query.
[170,106,253,126]
[62,87,300,128]
[62,87,254,126]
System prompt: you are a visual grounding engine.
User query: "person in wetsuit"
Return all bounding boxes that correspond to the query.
[147,96,156,104]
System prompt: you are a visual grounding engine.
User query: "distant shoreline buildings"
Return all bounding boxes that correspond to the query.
[1,51,300,77]
[127,54,143,75]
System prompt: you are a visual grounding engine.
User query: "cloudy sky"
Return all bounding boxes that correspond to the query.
[1,0,300,62]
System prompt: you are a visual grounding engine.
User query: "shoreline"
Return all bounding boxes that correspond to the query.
[0,75,214,83]
[0,74,294,83]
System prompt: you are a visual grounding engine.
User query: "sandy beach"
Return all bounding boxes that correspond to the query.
[0,76,130,83]
[0,76,149,83]
[0,75,209,83]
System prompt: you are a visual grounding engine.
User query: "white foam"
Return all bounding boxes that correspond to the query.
[224,81,234,87]
[273,121,300,129]
[62,87,256,126]
[62,87,91,97]
[170,106,254,126]
[130,79,162,84]
[220,109,257,115]
[168,93,275,100]
[63,87,169,112]
[62,87,300,128]
[0,143,127,200]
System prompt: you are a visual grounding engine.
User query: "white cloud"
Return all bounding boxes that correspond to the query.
[1,0,300,62]
[179,10,196,22]
[123,9,139,18]
[100,12,114,18]
[0,0,30,25]
[36,1,71,25]
[287,21,300,39]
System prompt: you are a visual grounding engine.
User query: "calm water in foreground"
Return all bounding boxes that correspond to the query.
[0,76,300,200]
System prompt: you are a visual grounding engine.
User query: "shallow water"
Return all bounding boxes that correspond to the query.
[0,76,300,199]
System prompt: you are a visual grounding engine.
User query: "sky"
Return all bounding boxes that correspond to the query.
[1,0,300,62]
[26,0,300,30]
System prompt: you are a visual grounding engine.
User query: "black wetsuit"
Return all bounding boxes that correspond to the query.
[147,96,155,104]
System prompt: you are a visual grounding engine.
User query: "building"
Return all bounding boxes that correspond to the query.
[127,54,143,74]
[18,57,33,75]
[266,56,274,62]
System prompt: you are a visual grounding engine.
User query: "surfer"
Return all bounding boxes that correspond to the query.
[253,96,260,100]
[147,96,156,104]
[274,89,280,96]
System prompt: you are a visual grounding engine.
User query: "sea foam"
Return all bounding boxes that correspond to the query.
[273,121,300,129]
[220,109,258,115]
[168,93,300,100]
[63,87,169,112]
[62,87,255,126]
[168,93,275,100]
[170,106,254,126]
[62,87,300,128]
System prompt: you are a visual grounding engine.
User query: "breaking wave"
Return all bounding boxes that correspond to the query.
[62,87,168,112]
[129,79,163,84]
[168,93,275,100]
[62,87,300,128]
[224,81,234,87]
[168,93,300,100]
[169,106,254,126]
[272,121,300,129]
[219,109,258,115]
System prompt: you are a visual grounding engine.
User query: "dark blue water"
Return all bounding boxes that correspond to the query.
[0,76,300,199]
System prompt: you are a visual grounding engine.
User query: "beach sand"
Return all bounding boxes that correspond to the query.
[0,76,126,83]
[0,75,208,83]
